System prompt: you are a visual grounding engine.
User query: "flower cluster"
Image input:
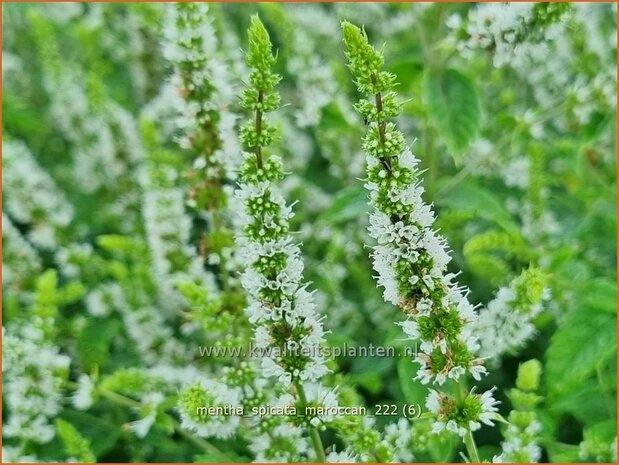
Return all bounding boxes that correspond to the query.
[426,387,499,438]
[2,138,74,249]
[177,378,242,439]
[475,267,548,360]
[2,271,77,451]
[3,324,69,445]
[447,3,571,68]
[494,360,543,463]
[284,5,340,128]
[342,21,486,386]
[235,16,329,388]
[161,2,246,319]
[29,12,129,194]
[330,414,411,462]
[140,121,218,311]
[342,20,501,450]
[2,213,42,293]
[163,2,240,200]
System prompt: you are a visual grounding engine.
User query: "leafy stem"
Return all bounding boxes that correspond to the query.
[255,89,264,169]
[295,381,326,462]
[456,381,481,463]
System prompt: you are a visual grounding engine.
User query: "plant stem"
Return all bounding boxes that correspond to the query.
[425,119,437,197]
[456,381,481,463]
[463,429,481,463]
[255,90,264,169]
[174,420,223,455]
[295,381,326,463]
[99,388,142,409]
[93,385,222,455]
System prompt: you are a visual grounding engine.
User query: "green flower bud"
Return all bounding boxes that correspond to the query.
[516,359,542,392]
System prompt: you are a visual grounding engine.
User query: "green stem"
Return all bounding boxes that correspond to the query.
[255,90,264,169]
[98,388,142,409]
[463,429,481,463]
[174,420,223,455]
[92,385,222,455]
[456,381,481,463]
[295,381,326,462]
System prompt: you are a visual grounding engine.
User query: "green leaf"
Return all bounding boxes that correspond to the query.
[77,318,122,369]
[427,431,459,462]
[467,253,510,285]
[317,185,368,225]
[463,230,531,259]
[546,303,617,394]
[580,278,617,314]
[61,410,121,457]
[397,357,428,405]
[424,68,481,161]
[550,381,615,425]
[546,443,581,463]
[56,418,96,462]
[438,182,518,232]
[349,371,384,395]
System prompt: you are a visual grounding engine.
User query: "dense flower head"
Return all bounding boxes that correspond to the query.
[447,2,572,68]
[3,324,70,444]
[475,267,548,359]
[426,388,500,437]
[342,21,486,385]
[235,15,328,388]
[163,2,240,204]
[3,138,74,249]
[177,378,242,439]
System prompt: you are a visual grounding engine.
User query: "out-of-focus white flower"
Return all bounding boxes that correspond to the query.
[72,374,95,410]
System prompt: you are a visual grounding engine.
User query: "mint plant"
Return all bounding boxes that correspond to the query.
[234,16,329,460]
[2,3,615,463]
[342,21,499,461]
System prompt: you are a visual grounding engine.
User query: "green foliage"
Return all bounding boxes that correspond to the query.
[424,69,481,161]
[56,419,97,463]
[546,302,616,394]
[2,2,616,463]
[516,359,542,392]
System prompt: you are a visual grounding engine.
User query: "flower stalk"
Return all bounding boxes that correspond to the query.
[236,15,328,461]
[342,20,499,461]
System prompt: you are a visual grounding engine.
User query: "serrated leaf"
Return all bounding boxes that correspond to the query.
[550,381,615,425]
[439,182,517,232]
[424,68,481,161]
[580,278,617,314]
[463,230,531,258]
[546,304,616,394]
[61,410,121,457]
[56,418,96,462]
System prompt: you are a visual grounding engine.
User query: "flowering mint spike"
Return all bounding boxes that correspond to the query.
[494,360,544,462]
[234,15,328,462]
[342,21,497,445]
[237,13,327,386]
[163,2,240,209]
[475,266,549,360]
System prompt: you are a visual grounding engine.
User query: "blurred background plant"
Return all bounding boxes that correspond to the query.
[2,2,616,463]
